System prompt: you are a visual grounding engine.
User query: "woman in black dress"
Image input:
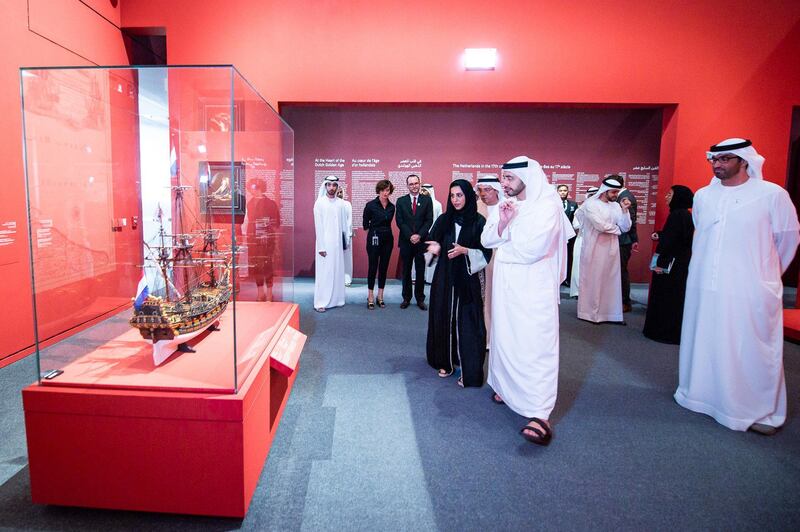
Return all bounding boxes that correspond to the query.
[643,184,694,344]
[362,179,396,309]
[425,179,491,387]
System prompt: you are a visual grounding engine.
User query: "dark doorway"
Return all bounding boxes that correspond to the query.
[122,27,166,65]
[783,106,800,294]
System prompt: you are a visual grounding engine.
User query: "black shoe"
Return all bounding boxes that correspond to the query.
[520,417,552,446]
[400,300,410,309]
[417,302,428,310]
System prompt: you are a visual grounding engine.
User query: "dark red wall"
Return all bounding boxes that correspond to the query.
[282,103,662,281]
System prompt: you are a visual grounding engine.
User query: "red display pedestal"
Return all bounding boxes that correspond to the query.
[784,309,800,342]
[22,302,305,518]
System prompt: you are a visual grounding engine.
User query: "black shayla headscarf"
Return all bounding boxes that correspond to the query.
[669,185,694,210]
[444,179,478,226]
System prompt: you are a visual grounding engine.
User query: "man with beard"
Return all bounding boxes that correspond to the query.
[577,176,632,323]
[313,175,346,312]
[675,138,799,435]
[481,156,574,445]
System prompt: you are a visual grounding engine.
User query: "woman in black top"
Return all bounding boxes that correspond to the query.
[425,179,491,387]
[643,184,694,344]
[362,179,396,309]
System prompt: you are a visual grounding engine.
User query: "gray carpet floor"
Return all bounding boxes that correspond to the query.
[1,279,799,531]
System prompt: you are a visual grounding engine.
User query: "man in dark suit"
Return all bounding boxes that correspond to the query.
[615,176,638,312]
[558,184,579,286]
[395,174,433,309]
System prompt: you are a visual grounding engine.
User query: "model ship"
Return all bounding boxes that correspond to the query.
[130,184,234,353]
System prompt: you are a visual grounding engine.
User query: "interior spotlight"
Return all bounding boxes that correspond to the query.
[463,48,497,70]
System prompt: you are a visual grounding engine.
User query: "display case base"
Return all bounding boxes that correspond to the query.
[784,309,800,342]
[22,302,304,518]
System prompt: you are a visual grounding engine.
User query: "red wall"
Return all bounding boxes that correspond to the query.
[0,0,132,366]
[3,0,800,362]
[23,68,142,344]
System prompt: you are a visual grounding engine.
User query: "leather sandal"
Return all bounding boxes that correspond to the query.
[367,300,375,310]
[377,299,385,308]
[520,417,552,446]
[749,423,778,435]
[490,393,505,405]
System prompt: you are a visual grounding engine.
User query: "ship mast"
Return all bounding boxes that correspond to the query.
[156,208,172,300]
[202,193,218,286]
[172,185,195,302]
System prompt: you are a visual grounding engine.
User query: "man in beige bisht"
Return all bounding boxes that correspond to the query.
[475,176,504,342]
[481,156,573,445]
[576,176,632,323]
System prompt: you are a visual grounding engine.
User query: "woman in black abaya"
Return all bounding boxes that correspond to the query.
[425,179,491,387]
[643,184,694,344]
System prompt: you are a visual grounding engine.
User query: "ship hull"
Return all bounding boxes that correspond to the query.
[130,284,232,343]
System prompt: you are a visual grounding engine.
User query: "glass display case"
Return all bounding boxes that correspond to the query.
[21,65,295,393]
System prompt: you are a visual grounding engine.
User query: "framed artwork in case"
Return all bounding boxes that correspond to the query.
[201,101,244,132]
[199,161,246,215]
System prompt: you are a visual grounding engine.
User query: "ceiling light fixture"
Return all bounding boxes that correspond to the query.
[463,48,497,71]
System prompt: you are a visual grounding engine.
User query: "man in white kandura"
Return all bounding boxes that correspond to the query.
[675,138,799,435]
[476,176,504,342]
[420,183,443,284]
[577,176,632,323]
[337,187,354,286]
[569,186,599,298]
[481,156,574,445]
[313,175,346,313]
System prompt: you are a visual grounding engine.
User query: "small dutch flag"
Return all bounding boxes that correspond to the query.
[134,274,150,311]
[169,146,178,178]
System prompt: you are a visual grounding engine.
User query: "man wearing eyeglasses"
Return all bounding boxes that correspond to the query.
[674,138,800,435]
[396,174,433,309]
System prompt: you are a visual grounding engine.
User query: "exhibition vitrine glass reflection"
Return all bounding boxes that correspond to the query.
[20,65,294,393]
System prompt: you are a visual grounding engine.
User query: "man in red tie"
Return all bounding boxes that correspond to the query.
[396,174,433,309]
